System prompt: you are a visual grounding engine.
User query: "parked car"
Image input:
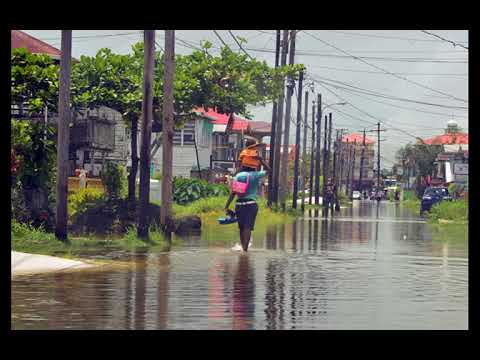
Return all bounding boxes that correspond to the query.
[420,186,452,214]
[352,191,361,200]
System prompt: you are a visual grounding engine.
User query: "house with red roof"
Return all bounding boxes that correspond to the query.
[340,132,376,191]
[11,30,62,61]
[11,30,129,180]
[421,120,468,187]
[190,108,271,174]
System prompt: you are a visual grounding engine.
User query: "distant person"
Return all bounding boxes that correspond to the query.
[225,155,270,252]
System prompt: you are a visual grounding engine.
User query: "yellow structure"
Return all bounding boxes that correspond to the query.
[68,177,105,194]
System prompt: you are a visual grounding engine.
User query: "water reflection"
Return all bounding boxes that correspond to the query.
[12,202,468,330]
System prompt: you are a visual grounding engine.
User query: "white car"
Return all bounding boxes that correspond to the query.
[352,191,361,200]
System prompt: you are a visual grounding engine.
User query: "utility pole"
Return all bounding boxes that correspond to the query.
[327,113,332,181]
[332,130,339,193]
[160,30,175,235]
[309,100,316,205]
[268,30,281,207]
[301,91,309,212]
[345,140,352,196]
[280,30,296,210]
[292,70,303,209]
[138,30,155,239]
[55,30,72,241]
[350,140,357,198]
[322,114,328,201]
[377,122,381,188]
[314,94,322,205]
[272,30,289,205]
[338,130,345,193]
[359,129,366,193]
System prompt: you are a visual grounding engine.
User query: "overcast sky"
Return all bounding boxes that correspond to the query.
[23,30,469,165]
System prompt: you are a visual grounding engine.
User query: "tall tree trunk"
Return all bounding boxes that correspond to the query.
[128,116,139,204]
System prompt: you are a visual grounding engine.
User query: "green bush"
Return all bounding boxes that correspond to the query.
[101,161,126,200]
[68,188,105,218]
[428,200,468,222]
[173,177,229,205]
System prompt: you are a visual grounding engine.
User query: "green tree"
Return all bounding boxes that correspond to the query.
[72,41,303,204]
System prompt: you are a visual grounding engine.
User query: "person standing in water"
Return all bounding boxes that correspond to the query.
[225,155,270,252]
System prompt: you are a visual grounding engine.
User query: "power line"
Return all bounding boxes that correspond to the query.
[306,64,468,77]
[40,31,142,41]
[243,47,467,63]
[303,31,468,103]
[311,79,423,141]
[311,75,468,117]
[212,30,230,49]
[308,74,468,110]
[324,30,468,44]
[420,30,469,50]
[227,30,254,59]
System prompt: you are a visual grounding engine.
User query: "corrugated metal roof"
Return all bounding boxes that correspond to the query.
[11,30,62,58]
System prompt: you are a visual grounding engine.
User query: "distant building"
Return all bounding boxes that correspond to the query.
[11,30,130,177]
[340,133,375,191]
[422,120,468,187]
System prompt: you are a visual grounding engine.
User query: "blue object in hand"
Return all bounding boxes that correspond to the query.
[218,216,238,225]
[218,209,237,225]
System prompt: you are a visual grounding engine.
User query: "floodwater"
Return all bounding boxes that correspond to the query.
[11,201,468,330]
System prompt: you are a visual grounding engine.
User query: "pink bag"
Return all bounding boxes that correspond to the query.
[231,173,250,195]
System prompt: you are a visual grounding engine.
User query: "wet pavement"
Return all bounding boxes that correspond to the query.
[11,200,468,330]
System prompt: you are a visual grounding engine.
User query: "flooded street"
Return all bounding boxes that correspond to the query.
[11,201,468,330]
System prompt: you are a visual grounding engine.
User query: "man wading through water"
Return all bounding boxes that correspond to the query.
[225,140,270,252]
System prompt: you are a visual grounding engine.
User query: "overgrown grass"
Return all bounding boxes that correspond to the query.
[401,189,420,212]
[427,199,468,223]
[11,220,172,258]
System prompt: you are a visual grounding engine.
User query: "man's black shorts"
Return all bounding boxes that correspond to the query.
[235,201,258,231]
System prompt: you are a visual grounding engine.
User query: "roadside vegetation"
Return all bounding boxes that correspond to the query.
[11,220,173,258]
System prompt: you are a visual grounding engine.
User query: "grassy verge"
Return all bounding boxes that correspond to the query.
[400,189,421,213]
[426,199,468,224]
[11,220,173,258]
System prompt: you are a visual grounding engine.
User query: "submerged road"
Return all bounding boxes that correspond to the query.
[11,200,468,330]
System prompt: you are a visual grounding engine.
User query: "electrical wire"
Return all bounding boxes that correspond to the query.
[303,31,468,103]
[420,30,469,50]
[305,64,467,77]
[307,74,468,110]
[228,30,254,59]
[324,30,468,44]
[212,30,230,49]
[310,76,468,118]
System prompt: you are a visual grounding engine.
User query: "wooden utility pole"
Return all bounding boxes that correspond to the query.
[55,30,72,242]
[309,100,316,205]
[345,140,352,196]
[350,140,357,198]
[292,71,303,209]
[332,130,340,189]
[326,112,332,181]
[321,114,328,201]
[314,94,321,205]
[279,30,296,210]
[377,122,381,188]
[268,30,281,207]
[338,130,345,193]
[272,30,289,205]
[138,30,156,239]
[301,91,309,212]
[160,30,175,234]
[359,128,366,193]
